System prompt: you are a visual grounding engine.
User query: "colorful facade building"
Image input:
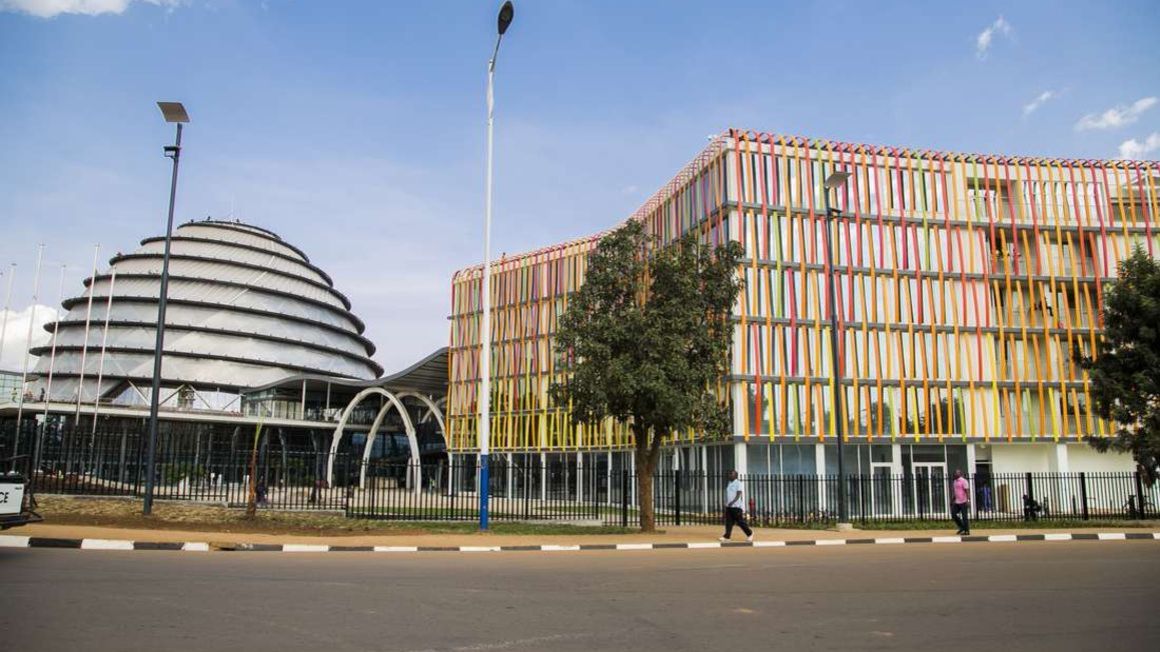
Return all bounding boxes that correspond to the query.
[449,130,1155,484]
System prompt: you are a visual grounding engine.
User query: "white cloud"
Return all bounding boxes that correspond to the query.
[1022,90,1057,117]
[1076,97,1158,131]
[1119,132,1160,160]
[0,304,59,372]
[0,0,181,18]
[976,16,1012,60]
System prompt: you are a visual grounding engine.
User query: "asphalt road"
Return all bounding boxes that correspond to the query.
[2,542,1158,652]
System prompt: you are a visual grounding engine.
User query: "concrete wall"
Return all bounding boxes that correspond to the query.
[1067,444,1135,473]
[991,443,1053,474]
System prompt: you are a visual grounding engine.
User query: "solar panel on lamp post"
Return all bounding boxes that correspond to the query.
[823,170,851,530]
[142,101,189,516]
[479,2,515,532]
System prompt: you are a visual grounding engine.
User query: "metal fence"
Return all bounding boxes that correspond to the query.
[351,462,1160,526]
[4,424,353,511]
[5,424,1157,525]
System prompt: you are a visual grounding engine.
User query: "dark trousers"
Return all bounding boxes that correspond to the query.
[724,506,752,539]
[951,502,970,533]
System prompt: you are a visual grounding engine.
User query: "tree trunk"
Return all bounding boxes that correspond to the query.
[633,424,661,532]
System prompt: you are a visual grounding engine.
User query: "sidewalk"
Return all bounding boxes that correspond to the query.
[5,522,1158,552]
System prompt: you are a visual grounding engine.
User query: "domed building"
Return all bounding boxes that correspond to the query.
[28,219,382,408]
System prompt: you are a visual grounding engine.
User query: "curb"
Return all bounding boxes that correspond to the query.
[1,532,1157,554]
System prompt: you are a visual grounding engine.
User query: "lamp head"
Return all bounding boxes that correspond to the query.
[157,102,189,124]
[497,1,514,35]
[824,171,851,190]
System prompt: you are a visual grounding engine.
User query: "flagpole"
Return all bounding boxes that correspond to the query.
[91,269,116,440]
[0,263,15,374]
[75,244,100,424]
[15,244,45,442]
[41,264,66,422]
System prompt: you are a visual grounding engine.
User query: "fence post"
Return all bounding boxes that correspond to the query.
[621,469,629,528]
[1024,472,1035,520]
[1079,472,1089,521]
[674,469,682,526]
[1134,470,1147,519]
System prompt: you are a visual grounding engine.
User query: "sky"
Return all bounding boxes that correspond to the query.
[0,0,1158,374]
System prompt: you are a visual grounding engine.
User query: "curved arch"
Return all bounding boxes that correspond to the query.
[394,391,446,447]
[326,387,420,492]
[357,399,417,489]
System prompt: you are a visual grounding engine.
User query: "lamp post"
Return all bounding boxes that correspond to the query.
[479,1,514,531]
[822,170,851,529]
[143,101,189,516]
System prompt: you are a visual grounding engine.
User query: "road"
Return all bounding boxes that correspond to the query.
[2,542,1158,651]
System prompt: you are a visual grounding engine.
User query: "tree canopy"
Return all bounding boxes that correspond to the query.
[1075,245,1160,484]
[550,220,743,530]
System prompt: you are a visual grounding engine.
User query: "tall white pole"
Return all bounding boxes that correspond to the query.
[75,244,100,422]
[34,264,66,474]
[479,38,500,531]
[0,263,15,372]
[15,244,45,436]
[91,269,117,436]
[41,265,67,422]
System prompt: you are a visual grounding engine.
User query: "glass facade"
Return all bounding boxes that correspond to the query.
[449,131,1160,453]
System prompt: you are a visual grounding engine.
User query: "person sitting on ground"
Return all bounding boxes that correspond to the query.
[1022,494,1042,521]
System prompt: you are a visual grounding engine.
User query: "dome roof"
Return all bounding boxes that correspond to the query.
[30,220,382,402]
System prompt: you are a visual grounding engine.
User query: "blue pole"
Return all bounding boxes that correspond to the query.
[480,453,490,529]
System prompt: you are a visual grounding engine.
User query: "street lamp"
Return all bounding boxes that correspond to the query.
[143,101,188,516]
[479,1,514,531]
[822,170,851,529]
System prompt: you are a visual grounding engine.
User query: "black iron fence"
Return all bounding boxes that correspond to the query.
[5,423,1157,525]
[350,462,1160,526]
[3,423,352,511]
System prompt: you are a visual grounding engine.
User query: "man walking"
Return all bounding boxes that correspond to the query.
[951,469,971,535]
[719,470,754,543]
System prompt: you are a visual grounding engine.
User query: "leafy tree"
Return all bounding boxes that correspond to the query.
[1075,246,1160,484]
[550,220,743,531]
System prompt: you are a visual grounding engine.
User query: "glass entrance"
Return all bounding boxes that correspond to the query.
[913,463,947,517]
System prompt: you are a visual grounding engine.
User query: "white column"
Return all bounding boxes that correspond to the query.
[629,451,636,505]
[506,452,513,498]
[1051,443,1069,473]
[733,440,749,476]
[539,452,547,502]
[606,451,612,505]
[890,444,904,476]
[576,452,584,503]
[702,446,709,512]
[815,443,828,508]
[965,443,977,477]
[1052,443,1070,515]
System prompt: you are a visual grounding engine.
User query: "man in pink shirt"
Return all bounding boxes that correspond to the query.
[951,470,971,535]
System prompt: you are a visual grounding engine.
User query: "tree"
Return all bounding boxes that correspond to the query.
[550,220,743,531]
[1074,246,1160,484]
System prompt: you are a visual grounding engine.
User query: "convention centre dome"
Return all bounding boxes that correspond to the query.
[29,219,383,404]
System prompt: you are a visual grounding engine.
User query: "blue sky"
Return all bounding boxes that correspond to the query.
[1,0,1158,372]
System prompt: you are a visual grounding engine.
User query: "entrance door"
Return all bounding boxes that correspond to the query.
[913,463,948,517]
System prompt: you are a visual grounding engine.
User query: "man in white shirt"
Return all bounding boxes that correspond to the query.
[719,470,754,542]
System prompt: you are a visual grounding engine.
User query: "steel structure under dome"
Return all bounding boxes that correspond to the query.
[28,219,382,408]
